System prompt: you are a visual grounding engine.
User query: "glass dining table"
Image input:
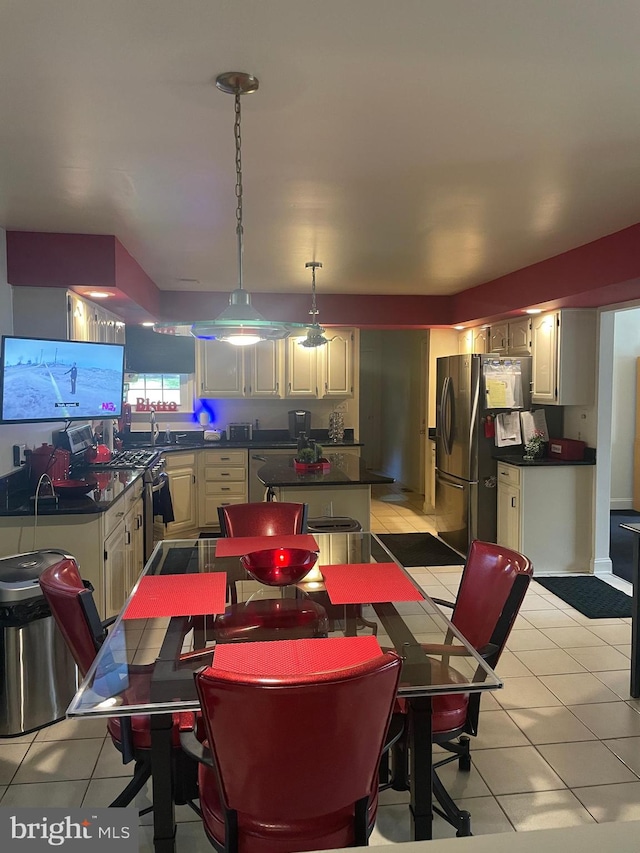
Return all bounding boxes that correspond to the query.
[67,532,502,853]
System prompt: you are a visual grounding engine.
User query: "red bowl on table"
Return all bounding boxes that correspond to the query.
[240,548,318,586]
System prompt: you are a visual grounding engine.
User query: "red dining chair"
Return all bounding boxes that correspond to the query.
[388,540,533,836]
[39,557,208,811]
[214,501,326,641]
[180,651,402,853]
[217,501,308,537]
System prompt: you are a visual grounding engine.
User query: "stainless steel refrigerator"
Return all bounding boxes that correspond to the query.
[435,353,532,555]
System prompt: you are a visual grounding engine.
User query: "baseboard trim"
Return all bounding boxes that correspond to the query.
[593,556,613,576]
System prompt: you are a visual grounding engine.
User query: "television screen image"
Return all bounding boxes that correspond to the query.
[0,336,125,424]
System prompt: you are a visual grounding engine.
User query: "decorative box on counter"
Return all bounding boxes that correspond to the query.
[548,438,586,461]
[293,459,331,473]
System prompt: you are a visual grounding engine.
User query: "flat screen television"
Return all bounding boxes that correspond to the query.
[0,335,126,424]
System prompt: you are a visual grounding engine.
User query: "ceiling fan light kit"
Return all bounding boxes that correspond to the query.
[155,71,309,345]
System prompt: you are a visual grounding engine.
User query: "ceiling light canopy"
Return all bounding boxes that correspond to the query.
[154,71,310,346]
[299,261,330,348]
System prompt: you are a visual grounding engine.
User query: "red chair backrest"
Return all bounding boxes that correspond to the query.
[219,502,308,537]
[451,540,533,656]
[195,652,401,819]
[39,558,100,677]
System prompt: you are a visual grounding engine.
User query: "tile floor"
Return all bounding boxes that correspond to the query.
[1,482,637,851]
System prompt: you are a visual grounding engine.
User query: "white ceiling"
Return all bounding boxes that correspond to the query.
[1,0,640,298]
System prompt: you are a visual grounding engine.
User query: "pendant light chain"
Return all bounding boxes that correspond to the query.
[234,91,244,289]
[306,261,322,321]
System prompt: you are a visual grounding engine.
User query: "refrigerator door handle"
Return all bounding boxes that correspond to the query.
[443,375,454,456]
[436,471,464,491]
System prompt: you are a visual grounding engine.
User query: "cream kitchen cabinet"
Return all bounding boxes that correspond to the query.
[198,449,248,528]
[458,328,488,354]
[196,339,282,398]
[0,476,144,619]
[161,451,198,536]
[497,461,593,574]
[531,309,596,405]
[12,287,125,343]
[285,329,356,398]
[488,318,531,356]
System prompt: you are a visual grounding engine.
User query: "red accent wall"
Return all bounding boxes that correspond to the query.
[6,232,116,287]
[7,223,640,328]
[452,223,640,323]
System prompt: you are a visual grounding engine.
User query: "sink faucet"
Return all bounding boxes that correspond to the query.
[150,408,159,446]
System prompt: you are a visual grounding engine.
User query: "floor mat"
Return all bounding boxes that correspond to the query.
[372,533,464,567]
[610,510,640,583]
[534,575,632,619]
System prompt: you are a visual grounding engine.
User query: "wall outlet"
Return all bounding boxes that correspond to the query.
[334,402,348,413]
[12,444,26,467]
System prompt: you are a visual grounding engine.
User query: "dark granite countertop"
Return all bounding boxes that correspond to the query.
[256,453,394,487]
[494,453,596,467]
[0,469,144,517]
[124,428,362,453]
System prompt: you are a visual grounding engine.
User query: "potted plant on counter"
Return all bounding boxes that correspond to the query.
[294,435,330,473]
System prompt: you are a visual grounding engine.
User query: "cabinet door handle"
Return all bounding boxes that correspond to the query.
[221,456,231,461]
[221,487,231,491]
[325,382,328,393]
[288,382,292,393]
[125,530,131,545]
[511,497,516,508]
[220,472,230,476]
[276,381,279,392]
[192,475,196,484]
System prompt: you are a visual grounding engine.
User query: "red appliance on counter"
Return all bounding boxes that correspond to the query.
[27,444,71,487]
[84,443,112,464]
[548,438,586,461]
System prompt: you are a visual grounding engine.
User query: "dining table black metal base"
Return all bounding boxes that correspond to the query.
[151,712,177,853]
[408,696,434,840]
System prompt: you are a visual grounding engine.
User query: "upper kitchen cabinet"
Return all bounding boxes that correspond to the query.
[197,338,282,398]
[458,327,488,354]
[285,328,356,398]
[12,288,125,343]
[531,309,597,405]
[488,318,531,356]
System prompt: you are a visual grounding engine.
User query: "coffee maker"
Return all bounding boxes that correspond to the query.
[288,410,311,439]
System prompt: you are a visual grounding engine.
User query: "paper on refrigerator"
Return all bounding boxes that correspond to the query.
[494,412,522,447]
[520,409,549,444]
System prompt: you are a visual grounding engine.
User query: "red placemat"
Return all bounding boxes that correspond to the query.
[321,563,424,604]
[212,635,383,677]
[215,534,319,558]
[123,573,227,619]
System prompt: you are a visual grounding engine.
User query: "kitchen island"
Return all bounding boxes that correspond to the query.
[256,452,393,531]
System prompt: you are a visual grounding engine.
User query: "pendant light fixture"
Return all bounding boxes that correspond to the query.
[299,261,330,348]
[155,72,309,345]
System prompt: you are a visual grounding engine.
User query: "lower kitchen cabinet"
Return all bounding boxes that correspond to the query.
[0,477,144,618]
[162,451,198,536]
[497,461,593,574]
[198,449,248,528]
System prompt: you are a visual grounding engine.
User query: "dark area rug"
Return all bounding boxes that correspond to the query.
[610,510,640,583]
[534,576,632,619]
[372,533,464,567]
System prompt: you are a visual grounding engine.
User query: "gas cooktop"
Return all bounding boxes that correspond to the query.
[84,449,161,469]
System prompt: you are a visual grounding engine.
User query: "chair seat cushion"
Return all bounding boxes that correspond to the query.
[198,758,377,853]
[395,660,470,734]
[213,598,329,642]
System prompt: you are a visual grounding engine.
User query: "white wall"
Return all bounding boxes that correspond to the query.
[608,307,640,509]
[376,330,428,491]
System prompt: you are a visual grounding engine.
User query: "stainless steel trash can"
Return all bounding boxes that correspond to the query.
[307,516,363,533]
[0,550,79,737]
